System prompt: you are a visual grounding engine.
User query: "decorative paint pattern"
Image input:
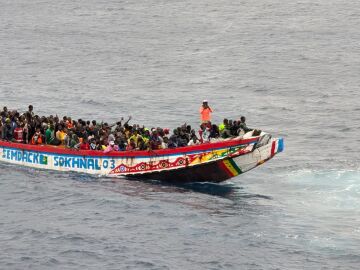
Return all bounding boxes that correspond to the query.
[108,145,251,175]
[0,136,283,182]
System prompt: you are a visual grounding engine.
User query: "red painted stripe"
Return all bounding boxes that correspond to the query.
[271,141,276,157]
[0,137,259,157]
[0,137,259,158]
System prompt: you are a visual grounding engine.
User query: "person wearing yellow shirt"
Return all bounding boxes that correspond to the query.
[55,126,67,144]
[128,130,143,145]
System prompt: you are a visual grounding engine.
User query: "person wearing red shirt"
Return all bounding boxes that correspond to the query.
[80,137,90,150]
[13,121,24,143]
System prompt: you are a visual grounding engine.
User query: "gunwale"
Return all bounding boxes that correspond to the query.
[0,137,259,158]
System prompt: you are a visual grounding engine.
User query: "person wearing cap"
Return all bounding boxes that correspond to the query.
[199,100,213,123]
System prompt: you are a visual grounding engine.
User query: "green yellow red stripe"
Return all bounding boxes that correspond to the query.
[221,159,242,177]
[228,158,242,174]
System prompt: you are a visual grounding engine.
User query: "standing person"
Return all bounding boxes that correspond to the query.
[2,118,14,141]
[13,121,24,143]
[28,105,34,118]
[199,100,213,123]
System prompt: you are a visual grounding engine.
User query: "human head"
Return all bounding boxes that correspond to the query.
[28,105,33,112]
[240,116,246,123]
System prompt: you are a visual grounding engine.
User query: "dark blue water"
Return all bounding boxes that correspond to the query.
[1,0,360,269]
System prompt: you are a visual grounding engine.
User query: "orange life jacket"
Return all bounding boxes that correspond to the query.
[67,121,74,129]
[31,133,43,145]
[199,106,212,122]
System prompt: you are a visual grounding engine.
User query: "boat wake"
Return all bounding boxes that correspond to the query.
[285,169,360,209]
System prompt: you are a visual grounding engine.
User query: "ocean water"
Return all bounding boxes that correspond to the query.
[0,0,360,269]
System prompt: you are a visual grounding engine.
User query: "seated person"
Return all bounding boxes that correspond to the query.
[56,126,67,145]
[126,138,136,151]
[238,116,252,134]
[149,130,162,150]
[188,136,200,146]
[89,138,97,150]
[161,137,169,149]
[46,124,61,145]
[31,127,43,145]
[137,136,148,151]
[69,134,81,149]
[104,140,119,153]
[219,119,231,138]
[80,137,90,150]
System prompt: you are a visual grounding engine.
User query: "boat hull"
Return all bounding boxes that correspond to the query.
[128,137,284,183]
[0,136,283,183]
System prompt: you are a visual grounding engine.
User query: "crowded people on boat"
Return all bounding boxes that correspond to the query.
[0,105,252,152]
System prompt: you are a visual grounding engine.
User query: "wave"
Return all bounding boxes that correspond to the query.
[79,98,106,107]
[284,169,360,209]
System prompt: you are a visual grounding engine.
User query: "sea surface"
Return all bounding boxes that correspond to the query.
[1,0,360,269]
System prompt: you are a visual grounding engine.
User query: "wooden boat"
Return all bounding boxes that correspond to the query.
[0,131,283,183]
